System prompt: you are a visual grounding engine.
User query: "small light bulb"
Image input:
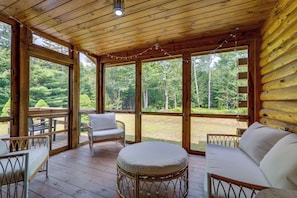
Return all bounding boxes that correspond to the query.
[115,9,123,16]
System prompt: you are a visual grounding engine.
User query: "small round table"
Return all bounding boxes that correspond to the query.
[116,142,188,198]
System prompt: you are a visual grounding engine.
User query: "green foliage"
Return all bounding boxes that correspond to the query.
[0,48,11,112]
[35,99,49,107]
[105,65,135,111]
[190,50,248,113]
[1,99,10,116]
[142,105,159,112]
[80,54,96,109]
[142,59,182,111]
[29,57,69,108]
[80,94,93,109]
[0,23,11,112]
[0,20,249,117]
[191,107,247,114]
[104,51,248,115]
[80,114,89,123]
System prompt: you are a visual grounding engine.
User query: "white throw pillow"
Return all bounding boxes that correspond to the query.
[0,139,8,155]
[88,113,117,131]
[239,122,289,164]
[260,133,297,190]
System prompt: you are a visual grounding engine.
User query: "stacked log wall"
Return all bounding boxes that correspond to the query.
[260,0,297,133]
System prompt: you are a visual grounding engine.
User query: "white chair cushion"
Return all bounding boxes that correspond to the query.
[88,113,117,131]
[260,133,297,190]
[0,139,8,155]
[92,128,124,140]
[239,122,289,164]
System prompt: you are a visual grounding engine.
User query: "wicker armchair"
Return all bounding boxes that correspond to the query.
[87,113,125,156]
[0,136,49,198]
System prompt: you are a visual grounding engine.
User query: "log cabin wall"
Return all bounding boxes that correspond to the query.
[259,0,297,134]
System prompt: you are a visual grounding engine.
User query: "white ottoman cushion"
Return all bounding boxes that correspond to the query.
[117,142,188,175]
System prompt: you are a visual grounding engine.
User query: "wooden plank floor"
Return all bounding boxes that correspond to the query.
[29,142,206,198]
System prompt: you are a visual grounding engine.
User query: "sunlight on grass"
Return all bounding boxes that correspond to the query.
[0,121,10,137]
[1,113,247,152]
[142,115,182,146]
[191,117,247,151]
[114,114,247,151]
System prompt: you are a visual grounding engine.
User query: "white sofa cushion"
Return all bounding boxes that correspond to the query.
[260,133,297,190]
[239,122,289,164]
[0,139,8,155]
[0,148,48,182]
[2,148,48,177]
[206,144,271,187]
[88,113,117,131]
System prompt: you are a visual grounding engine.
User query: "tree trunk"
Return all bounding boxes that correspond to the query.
[193,64,200,107]
[117,89,121,110]
[143,89,148,108]
[208,69,211,109]
[174,90,177,108]
[165,89,169,110]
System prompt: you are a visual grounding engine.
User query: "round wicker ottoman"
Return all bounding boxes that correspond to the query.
[116,142,188,198]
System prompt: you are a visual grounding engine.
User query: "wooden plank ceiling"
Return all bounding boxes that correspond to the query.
[0,0,277,56]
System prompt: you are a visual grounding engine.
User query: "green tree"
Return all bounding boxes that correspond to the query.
[30,57,69,108]
[0,22,11,113]
[80,94,93,109]
[105,65,135,110]
[35,99,49,107]
[191,55,210,109]
[142,59,182,112]
[0,22,11,48]
[168,59,182,110]
[80,53,96,109]
[1,99,10,117]
[142,61,160,109]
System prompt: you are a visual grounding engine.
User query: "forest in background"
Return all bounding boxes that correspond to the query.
[0,21,247,118]
[105,50,248,114]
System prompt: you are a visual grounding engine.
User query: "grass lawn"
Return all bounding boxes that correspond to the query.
[116,113,247,151]
[1,114,247,151]
[0,122,9,136]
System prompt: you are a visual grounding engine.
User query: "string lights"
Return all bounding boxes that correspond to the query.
[3,9,238,63]
[101,28,238,63]
[102,42,177,61]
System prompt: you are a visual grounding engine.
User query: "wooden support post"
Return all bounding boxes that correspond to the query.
[70,46,79,148]
[10,20,20,137]
[135,59,142,142]
[182,52,191,151]
[97,57,104,113]
[249,37,261,125]
[19,26,31,137]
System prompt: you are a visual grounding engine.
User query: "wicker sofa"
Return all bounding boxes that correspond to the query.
[205,122,297,198]
[0,136,49,198]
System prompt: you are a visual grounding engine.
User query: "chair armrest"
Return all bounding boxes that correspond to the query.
[86,123,93,136]
[207,173,269,198]
[116,120,125,130]
[0,152,29,185]
[207,134,241,148]
[33,120,49,127]
[1,136,49,152]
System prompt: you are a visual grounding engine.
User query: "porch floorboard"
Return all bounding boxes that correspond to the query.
[29,142,206,198]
